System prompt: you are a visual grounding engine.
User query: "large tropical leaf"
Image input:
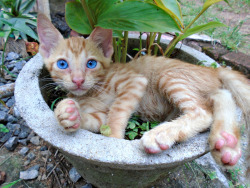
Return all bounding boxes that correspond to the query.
[202,0,229,11]
[20,0,36,14]
[65,1,92,34]
[179,21,227,40]
[153,0,183,28]
[97,1,181,33]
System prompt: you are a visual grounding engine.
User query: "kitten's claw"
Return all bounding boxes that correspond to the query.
[54,99,81,132]
[211,131,241,167]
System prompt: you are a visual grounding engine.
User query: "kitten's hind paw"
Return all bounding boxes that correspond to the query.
[210,131,241,166]
[54,99,81,132]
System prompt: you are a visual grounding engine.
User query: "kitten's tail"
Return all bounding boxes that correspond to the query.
[218,68,250,183]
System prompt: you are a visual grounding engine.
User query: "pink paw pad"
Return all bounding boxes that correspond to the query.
[67,100,75,104]
[66,107,75,113]
[159,144,169,150]
[221,132,237,148]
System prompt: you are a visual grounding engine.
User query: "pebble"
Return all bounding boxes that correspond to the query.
[20,170,39,180]
[41,150,52,157]
[4,136,18,151]
[23,160,30,166]
[6,97,15,108]
[6,114,18,123]
[27,164,40,171]
[6,52,19,61]
[26,152,36,161]
[0,111,7,122]
[40,145,48,151]
[18,139,28,145]
[15,60,26,70]
[69,167,81,183]
[13,106,21,119]
[30,136,40,145]
[19,147,29,156]
[18,129,29,139]
[0,131,12,143]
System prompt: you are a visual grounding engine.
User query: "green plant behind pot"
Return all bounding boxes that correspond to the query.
[65,0,228,60]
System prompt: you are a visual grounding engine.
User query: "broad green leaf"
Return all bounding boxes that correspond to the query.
[97,1,181,33]
[127,131,138,140]
[65,1,92,34]
[154,0,183,28]
[113,30,123,38]
[179,21,227,40]
[100,125,111,137]
[203,0,228,11]
[86,0,120,23]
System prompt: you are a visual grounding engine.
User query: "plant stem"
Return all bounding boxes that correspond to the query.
[154,33,162,56]
[121,31,128,63]
[148,32,157,55]
[0,32,11,76]
[164,8,208,57]
[113,38,118,62]
[80,0,95,29]
[117,38,121,62]
[139,32,142,51]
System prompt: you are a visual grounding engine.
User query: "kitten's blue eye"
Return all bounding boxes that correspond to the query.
[86,60,97,69]
[57,60,68,69]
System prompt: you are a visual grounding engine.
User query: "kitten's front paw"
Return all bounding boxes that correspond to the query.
[210,131,241,166]
[54,99,81,132]
[141,125,175,154]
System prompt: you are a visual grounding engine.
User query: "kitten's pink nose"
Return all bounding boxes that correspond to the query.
[72,78,84,88]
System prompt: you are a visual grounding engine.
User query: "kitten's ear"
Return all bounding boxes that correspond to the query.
[89,27,113,58]
[37,13,63,58]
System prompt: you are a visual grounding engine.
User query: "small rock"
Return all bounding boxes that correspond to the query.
[40,146,48,151]
[30,136,40,145]
[15,60,26,70]
[69,167,81,183]
[6,97,15,108]
[6,114,18,123]
[18,139,28,145]
[4,136,18,151]
[18,130,29,139]
[27,164,40,171]
[0,131,12,143]
[41,150,52,157]
[81,183,93,188]
[27,131,35,141]
[0,111,7,122]
[23,160,30,166]
[13,106,21,119]
[19,147,29,156]
[20,170,39,180]
[6,52,19,61]
[46,163,54,172]
[26,152,36,161]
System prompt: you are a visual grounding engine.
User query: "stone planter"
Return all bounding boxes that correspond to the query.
[15,35,215,188]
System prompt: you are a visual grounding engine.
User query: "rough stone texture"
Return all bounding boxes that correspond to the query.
[220,51,250,78]
[69,167,82,183]
[202,44,228,61]
[0,111,7,122]
[4,136,18,151]
[26,152,36,161]
[30,136,40,145]
[15,46,215,187]
[20,169,39,180]
[19,147,29,156]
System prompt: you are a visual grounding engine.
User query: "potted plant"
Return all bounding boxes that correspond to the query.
[15,0,232,187]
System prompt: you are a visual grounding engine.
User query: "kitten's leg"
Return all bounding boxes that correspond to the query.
[141,77,213,153]
[55,98,107,132]
[209,89,241,167]
[107,75,148,138]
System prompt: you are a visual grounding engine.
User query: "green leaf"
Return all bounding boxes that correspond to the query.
[65,1,92,34]
[127,131,138,140]
[153,0,183,28]
[97,1,181,33]
[20,0,36,14]
[179,21,227,40]
[2,179,21,188]
[128,122,136,129]
[202,0,228,11]
[100,125,112,137]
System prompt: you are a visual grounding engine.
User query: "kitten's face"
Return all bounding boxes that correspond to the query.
[44,37,109,96]
[37,14,113,96]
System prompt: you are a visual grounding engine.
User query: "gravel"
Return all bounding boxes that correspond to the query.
[19,147,29,156]
[69,167,82,183]
[4,136,18,151]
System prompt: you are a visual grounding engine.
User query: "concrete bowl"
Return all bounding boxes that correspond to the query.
[15,36,215,188]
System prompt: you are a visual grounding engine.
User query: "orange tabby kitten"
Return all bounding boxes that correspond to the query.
[37,14,250,179]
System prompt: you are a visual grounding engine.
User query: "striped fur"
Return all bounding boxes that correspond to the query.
[37,14,250,180]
